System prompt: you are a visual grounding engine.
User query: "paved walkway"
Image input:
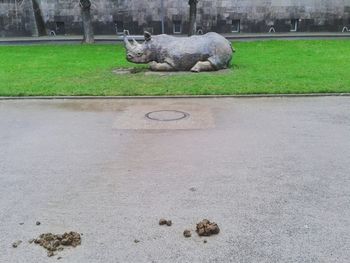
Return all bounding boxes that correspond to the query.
[0,97,349,262]
[1,32,350,45]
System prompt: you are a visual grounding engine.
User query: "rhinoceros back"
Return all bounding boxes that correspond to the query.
[151,32,232,71]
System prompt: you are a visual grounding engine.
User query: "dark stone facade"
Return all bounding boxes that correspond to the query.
[1,0,350,37]
[0,0,38,37]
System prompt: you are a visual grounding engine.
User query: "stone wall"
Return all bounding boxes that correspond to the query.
[0,0,38,37]
[1,0,350,36]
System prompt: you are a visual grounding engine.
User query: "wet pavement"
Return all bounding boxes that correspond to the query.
[0,97,350,262]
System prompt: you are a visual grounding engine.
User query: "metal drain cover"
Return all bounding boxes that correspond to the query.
[145,110,189,121]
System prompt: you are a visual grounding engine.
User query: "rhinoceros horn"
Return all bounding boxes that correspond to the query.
[124,35,140,50]
[123,35,133,50]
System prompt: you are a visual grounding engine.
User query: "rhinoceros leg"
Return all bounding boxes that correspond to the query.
[149,61,174,71]
[190,61,215,73]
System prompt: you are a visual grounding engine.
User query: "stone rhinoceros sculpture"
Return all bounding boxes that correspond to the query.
[123,32,234,72]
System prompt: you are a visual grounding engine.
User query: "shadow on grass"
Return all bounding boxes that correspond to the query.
[112,67,234,76]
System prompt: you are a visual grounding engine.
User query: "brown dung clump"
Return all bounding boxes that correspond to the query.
[12,240,22,248]
[183,230,192,238]
[159,219,167,225]
[196,219,220,236]
[33,231,81,257]
[159,219,172,226]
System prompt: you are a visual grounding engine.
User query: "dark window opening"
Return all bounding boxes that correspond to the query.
[291,19,298,32]
[232,19,240,33]
[115,21,124,34]
[173,20,182,34]
[55,22,65,35]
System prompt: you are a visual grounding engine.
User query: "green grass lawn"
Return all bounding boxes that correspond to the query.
[1,40,350,96]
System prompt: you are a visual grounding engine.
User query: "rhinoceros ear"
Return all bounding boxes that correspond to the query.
[144,31,152,41]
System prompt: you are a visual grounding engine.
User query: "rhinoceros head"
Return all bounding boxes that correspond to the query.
[124,31,153,64]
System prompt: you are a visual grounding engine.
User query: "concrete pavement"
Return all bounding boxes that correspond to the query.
[0,97,349,262]
[1,32,350,45]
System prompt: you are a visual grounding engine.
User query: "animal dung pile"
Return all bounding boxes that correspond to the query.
[196,219,220,236]
[160,218,220,239]
[32,231,81,257]
[159,218,172,226]
[12,240,22,248]
[183,230,192,238]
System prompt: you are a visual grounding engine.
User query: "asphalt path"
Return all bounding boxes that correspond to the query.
[0,97,349,262]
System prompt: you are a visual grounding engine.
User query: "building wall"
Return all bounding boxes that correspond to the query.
[1,0,350,36]
[0,0,38,37]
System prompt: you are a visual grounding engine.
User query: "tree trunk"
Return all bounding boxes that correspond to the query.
[80,0,94,43]
[188,0,198,36]
[32,0,47,36]
[25,0,39,37]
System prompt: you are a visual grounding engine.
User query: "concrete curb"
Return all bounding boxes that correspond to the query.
[1,33,350,45]
[1,93,350,100]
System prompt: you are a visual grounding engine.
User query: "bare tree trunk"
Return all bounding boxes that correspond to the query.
[32,0,46,36]
[188,0,198,36]
[25,0,39,37]
[80,0,94,43]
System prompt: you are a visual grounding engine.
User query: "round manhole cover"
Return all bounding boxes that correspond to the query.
[145,110,189,121]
